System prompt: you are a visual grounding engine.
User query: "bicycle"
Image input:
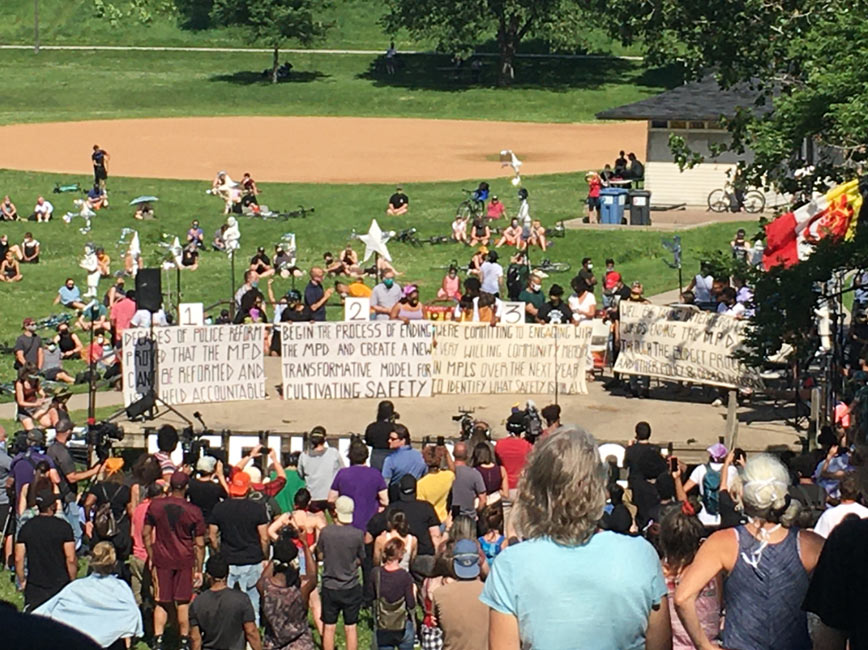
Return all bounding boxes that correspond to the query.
[34,312,73,331]
[456,189,485,220]
[424,235,455,245]
[392,227,423,247]
[275,205,315,219]
[431,259,471,272]
[532,258,570,274]
[707,185,765,213]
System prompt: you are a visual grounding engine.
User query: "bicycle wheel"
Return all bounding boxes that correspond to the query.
[535,261,571,273]
[743,190,766,213]
[472,200,485,218]
[707,189,728,212]
[456,201,473,220]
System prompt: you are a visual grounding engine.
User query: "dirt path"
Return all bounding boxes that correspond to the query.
[0,116,645,184]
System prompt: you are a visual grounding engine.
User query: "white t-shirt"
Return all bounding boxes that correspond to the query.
[813,501,868,538]
[480,261,504,295]
[568,291,597,321]
[34,200,53,215]
[451,218,466,236]
[130,309,168,328]
[518,200,531,230]
[693,274,713,302]
[718,302,746,318]
[688,462,738,526]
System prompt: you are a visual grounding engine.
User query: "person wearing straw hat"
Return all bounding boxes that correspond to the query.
[585,170,602,223]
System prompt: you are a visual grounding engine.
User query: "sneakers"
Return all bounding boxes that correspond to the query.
[178,637,191,650]
[711,398,724,407]
[151,636,164,650]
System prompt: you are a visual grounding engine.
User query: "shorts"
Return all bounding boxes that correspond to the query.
[17,406,36,422]
[42,367,61,381]
[153,565,193,603]
[321,585,363,625]
[587,196,601,209]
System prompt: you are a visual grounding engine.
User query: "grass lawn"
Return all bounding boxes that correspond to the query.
[0,168,753,387]
[0,49,678,125]
[1,0,640,55]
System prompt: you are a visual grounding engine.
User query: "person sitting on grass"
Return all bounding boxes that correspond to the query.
[181,241,199,271]
[452,214,469,244]
[0,233,23,260]
[487,194,506,220]
[525,219,548,252]
[187,220,204,247]
[495,218,523,249]
[250,246,275,278]
[1,249,22,282]
[469,216,491,247]
[1,195,19,221]
[32,196,54,222]
[53,322,83,361]
[133,201,154,220]
[54,278,88,311]
[95,247,111,277]
[21,232,40,264]
[85,184,108,211]
[386,186,409,216]
[76,302,109,332]
[15,363,61,431]
[437,264,462,301]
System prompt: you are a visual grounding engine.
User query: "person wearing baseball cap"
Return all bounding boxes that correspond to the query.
[186,456,228,523]
[143,469,206,650]
[318,495,365,649]
[250,245,275,278]
[431,538,489,648]
[536,284,572,324]
[15,487,75,611]
[681,442,737,527]
[209,466,270,625]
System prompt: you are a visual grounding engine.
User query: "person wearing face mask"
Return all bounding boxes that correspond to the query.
[480,250,504,298]
[14,318,44,371]
[536,284,572,324]
[390,285,425,323]
[234,270,262,310]
[717,286,746,318]
[104,275,126,308]
[53,324,83,361]
[54,278,88,311]
[40,341,75,385]
[437,265,462,301]
[496,218,523,249]
[304,266,333,322]
[576,257,597,293]
[518,274,545,323]
[370,271,402,321]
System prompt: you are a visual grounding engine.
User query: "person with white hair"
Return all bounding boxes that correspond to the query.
[674,454,825,650]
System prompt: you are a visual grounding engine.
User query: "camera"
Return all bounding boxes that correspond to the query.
[180,424,211,466]
[507,400,543,444]
[86,421,124,462]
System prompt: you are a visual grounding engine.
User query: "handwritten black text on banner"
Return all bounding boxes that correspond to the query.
[614,303,763,390]
[122,324,266,406]
[281,321,433,399]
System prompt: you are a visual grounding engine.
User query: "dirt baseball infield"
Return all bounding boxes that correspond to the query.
[0,116,645,183]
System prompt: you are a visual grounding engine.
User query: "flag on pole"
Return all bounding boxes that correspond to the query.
[763,179,863,270]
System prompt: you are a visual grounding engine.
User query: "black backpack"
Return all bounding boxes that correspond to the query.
[506,264,528,301]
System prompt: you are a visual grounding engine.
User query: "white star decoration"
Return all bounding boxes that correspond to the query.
[357,218,393,262]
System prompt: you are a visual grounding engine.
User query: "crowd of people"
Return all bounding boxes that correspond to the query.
[1,402,866,649]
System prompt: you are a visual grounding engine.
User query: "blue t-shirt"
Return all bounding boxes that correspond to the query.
[480,532,667,649]
[381,446,428,485]
[58,285,82,305]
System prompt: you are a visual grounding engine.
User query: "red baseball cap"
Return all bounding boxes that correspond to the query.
[228,471,251,497]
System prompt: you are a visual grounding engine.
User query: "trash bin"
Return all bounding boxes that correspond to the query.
[629,189,651,225]
[599,188,628,224]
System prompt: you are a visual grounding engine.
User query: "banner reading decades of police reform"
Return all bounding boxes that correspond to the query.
[614,303,764,390]
[122,324,267,406]
[431,322,593,395]
[280,321,434,400]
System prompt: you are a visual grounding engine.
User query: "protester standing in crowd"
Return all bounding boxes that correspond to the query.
[450,442,487,521]
[433,538,490,650]
[15,489,76,611]
[186,455,228,523]
[624,421,668,529]
[368,537,416,649]
[812,473,868,537]
[383,475,442,579]
[304,267,332,321]
[318,496,366,650]
[209,471,270,624]
[365,401,398,471]
[381,424,427,486]
[481,427,671,649]
[143,471,206,650]
[298,426,344,510]
[328,440,388,532]
[416,443,456,522]
[370,271,402,321]
[273,451,306,514]
[190,554,262,650]
[682,443,737,528]
[83,457,133,573]
[675,454,823,650]
[494,422,532,504]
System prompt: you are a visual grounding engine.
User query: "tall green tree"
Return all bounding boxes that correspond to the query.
[211,0,331,83]
[381,0,584,86]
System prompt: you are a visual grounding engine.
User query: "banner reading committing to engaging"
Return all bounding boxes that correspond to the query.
[431,322,593,395]
[281,321,434,400]
[614,303,764,390]
[122,324,266,406]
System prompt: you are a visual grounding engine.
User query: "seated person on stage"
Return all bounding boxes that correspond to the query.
[452,214,468,244]
[2,195,19,221]
[386,186,409,216]
[21,232,40,264]
[133,202,154,220]
[486,194,506,219]
[76,302,109,332]
[525,219,548,252]
[86,185,108,210]
[187,220,204,247]
[32,196,54,222]
[495,218,523,249]
[95,248,111,277]
[41,341,74,384]
[469,216,491,247]
[181,242,199,271]
[335,278,373,300]
[437,264,462,301]
[54,278,88,310]
[250,246,275,278]
[0,250,22,282]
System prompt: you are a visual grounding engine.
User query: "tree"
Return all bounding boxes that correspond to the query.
[381,0,584,86]
[211,0,331,83]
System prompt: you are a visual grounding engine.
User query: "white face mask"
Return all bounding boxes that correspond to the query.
[531,283,541,292]
[587,263,594,270]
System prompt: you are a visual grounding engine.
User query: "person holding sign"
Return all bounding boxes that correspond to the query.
[371,271,402,321]
[389,285,425,323]
[536,285,572,324]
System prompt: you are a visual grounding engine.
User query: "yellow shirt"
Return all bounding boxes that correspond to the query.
[348,283,373,297]
[417,470,455,522]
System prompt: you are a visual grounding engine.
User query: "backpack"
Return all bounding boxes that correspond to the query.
[93,484,120,539]
[374,569,408,632]
[701,463,722,516]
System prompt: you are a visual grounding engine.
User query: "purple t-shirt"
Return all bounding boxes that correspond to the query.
[10,450,55,501]
[330,465,387,531]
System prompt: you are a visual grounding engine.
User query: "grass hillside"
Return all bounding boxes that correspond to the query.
[0,0,639,54]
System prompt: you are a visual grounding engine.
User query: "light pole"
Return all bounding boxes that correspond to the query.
[34,0,39,54]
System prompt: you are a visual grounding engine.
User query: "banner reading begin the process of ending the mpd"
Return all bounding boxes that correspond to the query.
[614,302,764,391]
